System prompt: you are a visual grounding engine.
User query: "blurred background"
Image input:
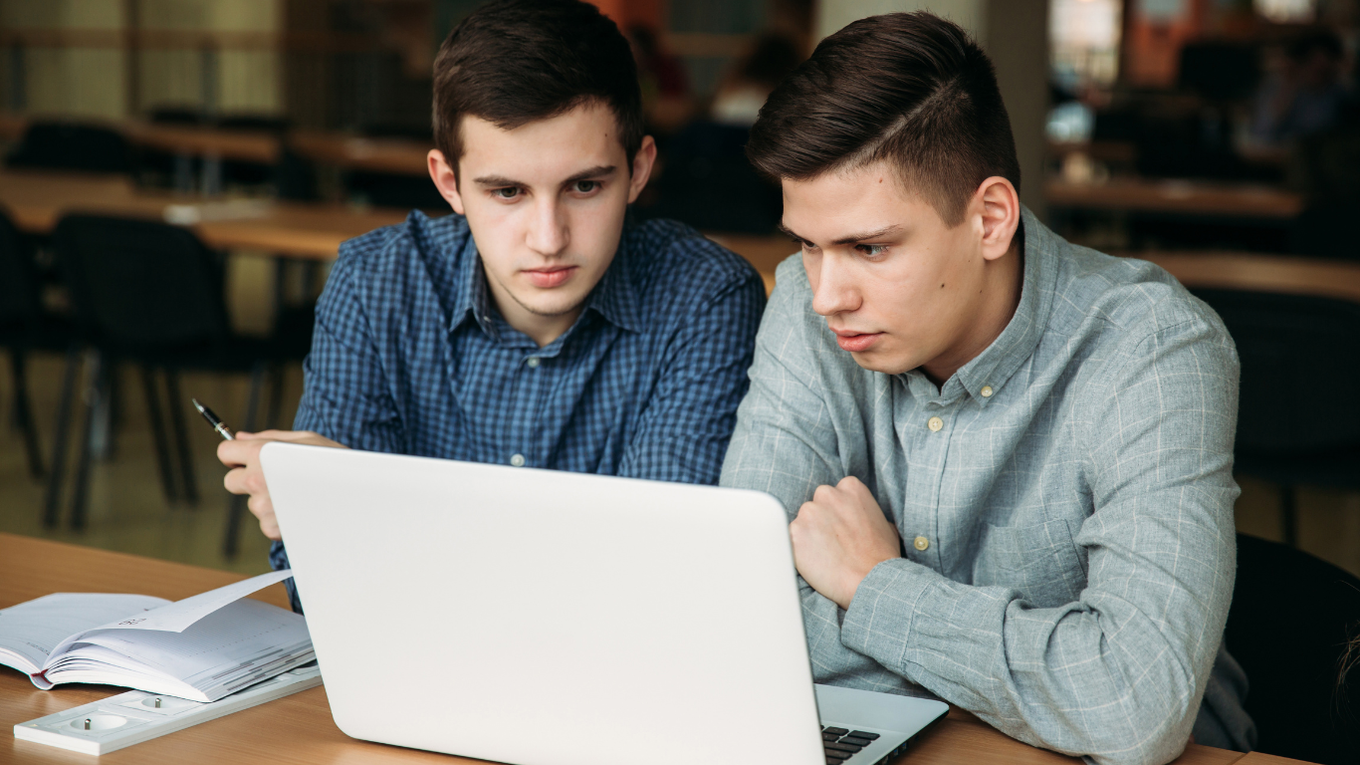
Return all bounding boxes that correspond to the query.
[0,0,1356,591]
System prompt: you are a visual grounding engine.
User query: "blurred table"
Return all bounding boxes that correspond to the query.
[1133,251,1360,302]
[0,533,1256,765]
[0,170,410,259]
[1046,177,1304,220]
[289,129,430,175]
[125,123,280,165]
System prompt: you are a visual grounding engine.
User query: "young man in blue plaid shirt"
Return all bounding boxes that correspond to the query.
[217,0,765,603]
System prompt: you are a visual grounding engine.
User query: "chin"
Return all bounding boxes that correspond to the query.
[848,350,916,376]
[520,292,589,318]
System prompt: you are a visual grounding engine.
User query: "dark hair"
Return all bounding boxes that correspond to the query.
[431,0,644,179]
[746,11,1019,226]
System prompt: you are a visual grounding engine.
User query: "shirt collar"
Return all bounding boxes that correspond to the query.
[448,231,493,336]
[580,232,644,334]
[930,207,1060,405]
[447,226,646,339]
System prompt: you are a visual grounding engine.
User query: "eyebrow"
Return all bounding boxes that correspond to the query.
[472,165,617,188]
[778,223,903,246]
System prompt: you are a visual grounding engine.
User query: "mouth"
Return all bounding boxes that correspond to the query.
[522,266,578,289]
[831,328,883,353]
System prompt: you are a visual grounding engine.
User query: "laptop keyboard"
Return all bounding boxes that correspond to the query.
[822,726,880,763]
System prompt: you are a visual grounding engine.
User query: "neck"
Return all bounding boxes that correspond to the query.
[483,278,582,348]
[921,240,1024,388]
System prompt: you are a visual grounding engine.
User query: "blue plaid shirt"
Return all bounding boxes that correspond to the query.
[271,211,766,603]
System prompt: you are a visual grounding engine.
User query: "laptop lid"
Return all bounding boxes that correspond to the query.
[262,444,827,765]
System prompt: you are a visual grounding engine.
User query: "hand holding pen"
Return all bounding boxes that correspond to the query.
[198,397,348,541]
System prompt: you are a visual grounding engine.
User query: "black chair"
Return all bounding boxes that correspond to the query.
[636,120,782,235]
[6,121,135,175]
[1288,201,1360,262]
[1225,533,1360,764]
[50,215,281,531]
[1190,288,1360,546]
[216,114,294,190]
[340,123,443,211]
[0,207,68,479]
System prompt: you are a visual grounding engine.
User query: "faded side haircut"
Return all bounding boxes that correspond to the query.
[746,11,1019,226]
[431,0,644,180]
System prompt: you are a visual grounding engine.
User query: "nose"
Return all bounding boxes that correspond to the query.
[808,251,860,317]
[526,196,569,257]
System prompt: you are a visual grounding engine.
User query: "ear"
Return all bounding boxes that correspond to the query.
[974,176,1020,263]
[626,135,658,204]
[428,149,465,215]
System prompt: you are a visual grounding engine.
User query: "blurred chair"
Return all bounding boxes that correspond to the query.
[341,123,442,210]
[0,207,68,479]
[1288,201,1360,261]
[636,120,781,235]
[6,121,135,175]
[50,215,280,531]
[216,114,293,190]
[1186,284,1360,546]
[1178,41,1260,102]
[139,105,207,189]
[1225,533,1360,764]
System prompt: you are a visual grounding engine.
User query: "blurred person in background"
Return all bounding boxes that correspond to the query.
[628,25,694,135]
[709,34,803,127]
[1253,28,1352,144]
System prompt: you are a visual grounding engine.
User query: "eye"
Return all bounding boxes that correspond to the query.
[572,180,599,193]
[492,187,520,200]
[855,244,888,257]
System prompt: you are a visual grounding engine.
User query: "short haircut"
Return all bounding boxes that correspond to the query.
[746,12,1019,226]
[431,0,644,179]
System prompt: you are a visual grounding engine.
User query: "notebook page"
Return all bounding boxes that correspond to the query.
[94,569,295,634]
[42,598,312,700]
[0,594,169,674]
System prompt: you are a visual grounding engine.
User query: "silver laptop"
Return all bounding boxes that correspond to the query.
[262,444,948,765]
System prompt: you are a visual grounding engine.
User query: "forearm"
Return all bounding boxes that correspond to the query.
[832,508,1233,765]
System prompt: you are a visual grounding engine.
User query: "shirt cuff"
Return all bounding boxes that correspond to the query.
[269,540,304,614]
[839,557,931,670]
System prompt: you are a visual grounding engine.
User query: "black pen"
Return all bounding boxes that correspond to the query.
[192,398,235,441]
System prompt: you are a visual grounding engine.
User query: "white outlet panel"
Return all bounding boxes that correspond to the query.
[13,664,323,755]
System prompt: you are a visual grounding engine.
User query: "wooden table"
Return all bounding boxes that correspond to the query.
[290,129,431,175]
[1133,251,1360,303]
[1045,177,1304,220]
[0,533,1271,765]
[0,170,409,260]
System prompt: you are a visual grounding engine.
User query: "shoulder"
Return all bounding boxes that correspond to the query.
[1043,245,1238,404]
[1051,243,1235,356]
[620,218,764,306]
[328,211,470,298]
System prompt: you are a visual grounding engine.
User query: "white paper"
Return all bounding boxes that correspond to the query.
[95,569,294,634]
[40,599,313,701]
[0,594,169,674]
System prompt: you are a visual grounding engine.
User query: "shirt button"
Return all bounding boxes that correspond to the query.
[913,536,930,551]
[510,454,526,467]
[927,416,943,432]
[526,357,540,368]
[980,385,994,398]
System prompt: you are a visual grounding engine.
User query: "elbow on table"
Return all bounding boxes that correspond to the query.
[1071,710,1194,765]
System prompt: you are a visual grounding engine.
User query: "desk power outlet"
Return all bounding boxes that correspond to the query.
[13,664,323,755]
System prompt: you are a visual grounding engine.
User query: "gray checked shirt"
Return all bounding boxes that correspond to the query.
[720,210,1254,765]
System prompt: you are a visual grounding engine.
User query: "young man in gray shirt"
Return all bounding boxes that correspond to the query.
[720,12,1254,764]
